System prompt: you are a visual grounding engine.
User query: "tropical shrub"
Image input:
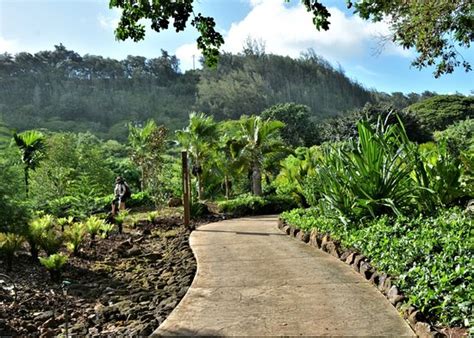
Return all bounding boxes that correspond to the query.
[38,228,64,256]
[0,150,31,233]
[274,146,322,206]
[218,194,297,217]
[27,214,56,259]
[319,103,432,144]
[64,222,87,255]
[0,232,24,272]
[434,118,473,156]
[39,253,68,282]
[280,208,473,328]
[100,223,115,239]
[57,216,75,232]
[405,95,473,131]
[260,103,318,147]
[314,119,420,220]
[147,211,159,223]
[114,209,129,234]
[127,192,154,208]
[85,215,105,241]
[417,142,469,206]
[190,202,210,218]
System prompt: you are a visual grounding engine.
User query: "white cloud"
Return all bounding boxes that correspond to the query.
[223,2,411,62]
[175,42,201,72]
[98,9,121,31]
[354,64,379,77]
[0,36,19,54]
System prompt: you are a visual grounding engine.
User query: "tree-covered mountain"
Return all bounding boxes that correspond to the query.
[195,49,373,120]
[0,44,428,141]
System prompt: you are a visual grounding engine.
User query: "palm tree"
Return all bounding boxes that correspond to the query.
[213,120,247,199]
[13,130,46,197]
[237,116,285,196]
[128,119,167,191]
[176,112,217,200]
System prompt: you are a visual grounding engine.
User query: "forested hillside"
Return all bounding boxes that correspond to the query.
[0,44,377,140]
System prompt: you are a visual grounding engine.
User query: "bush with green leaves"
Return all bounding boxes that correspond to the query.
[301,117,473,221]
[57,216,74,232]
[147,211,159,223]
[0,148,31,234]
[38,228,64,256]
[218,194,297,217]
[39,253,68,282]
[0,232,24,272]
[114,209,129,234]
[85,215,105,241]
[100,223,115,239]
[417,142,470,206]
[434,118,473,156]
[274,146,322,206]
[405,95,473,132]
[314,119,420,220]
[64,222,87,256]
[280,208,473,328]
[27,214,57,259]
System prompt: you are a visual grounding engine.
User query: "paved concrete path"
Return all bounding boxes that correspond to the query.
[154,216,414,336]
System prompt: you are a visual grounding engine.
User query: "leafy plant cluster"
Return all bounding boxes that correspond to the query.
[0,213,120,281]
[275,110,473,329]
[275,116,472,222]
[218,194,297,217]
[280,207,473,328]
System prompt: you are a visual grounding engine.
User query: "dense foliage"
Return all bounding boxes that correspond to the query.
[406,95,473,132]
[280,207,473,327]
[218,194,297,217]
[0,83,472,330]
[0,46,378,139]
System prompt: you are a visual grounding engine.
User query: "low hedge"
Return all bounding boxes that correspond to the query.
[218,194,297,217]
[280,207,473,329]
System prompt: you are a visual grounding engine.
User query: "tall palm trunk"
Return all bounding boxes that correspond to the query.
[252,164,262,196]
[197,172,204,200]
[24,168,29,197]
[224,175,230,200]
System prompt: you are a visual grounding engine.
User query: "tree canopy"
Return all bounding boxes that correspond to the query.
[110,0,473,76]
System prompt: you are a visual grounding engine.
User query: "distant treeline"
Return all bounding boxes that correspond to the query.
[0,44,438,140]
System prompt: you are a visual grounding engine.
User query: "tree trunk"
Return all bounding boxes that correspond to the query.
[29,241,39,262]
[224,175,230,200]
[197,172,204,200]
[140,166,145,191]
[24,168,29,197]
[252,165,262,196]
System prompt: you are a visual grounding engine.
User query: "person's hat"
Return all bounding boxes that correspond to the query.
[115,176,124,183]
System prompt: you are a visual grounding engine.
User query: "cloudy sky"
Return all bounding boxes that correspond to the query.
[1,0,472,94]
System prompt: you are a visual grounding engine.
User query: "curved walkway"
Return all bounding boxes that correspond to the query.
[153,216,414,336]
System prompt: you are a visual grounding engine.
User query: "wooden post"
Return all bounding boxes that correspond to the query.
[182,150,191,228]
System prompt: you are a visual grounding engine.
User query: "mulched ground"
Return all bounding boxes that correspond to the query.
[0,216,207,336]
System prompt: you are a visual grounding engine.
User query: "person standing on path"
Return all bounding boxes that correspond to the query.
[112,176,130,215]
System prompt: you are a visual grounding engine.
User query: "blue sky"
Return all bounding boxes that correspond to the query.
[0,0,472,94]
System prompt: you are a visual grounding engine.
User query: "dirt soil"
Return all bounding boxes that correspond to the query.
[0,216,210,336]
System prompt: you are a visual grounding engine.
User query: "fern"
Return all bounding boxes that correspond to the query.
[85,215,105,241]
[64,222,87,255]
[39,253,68,282]
[0,232,24,272]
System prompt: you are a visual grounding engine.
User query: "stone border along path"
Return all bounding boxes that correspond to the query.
[153,215,415,336]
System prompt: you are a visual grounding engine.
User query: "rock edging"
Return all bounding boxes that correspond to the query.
[278,219,438,338]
